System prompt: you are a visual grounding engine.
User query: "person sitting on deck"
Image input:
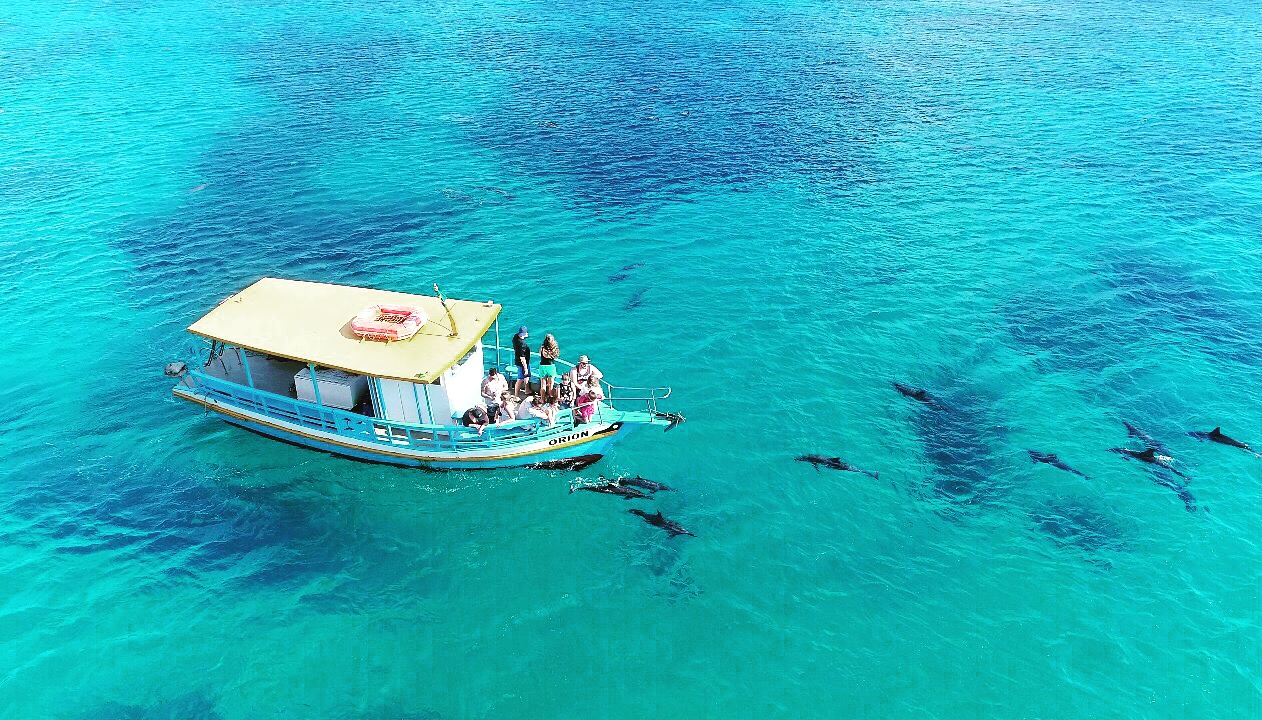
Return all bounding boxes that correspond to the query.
[575,377,605,424]
[481,368,508,418]
[557,374,575,409]
[569,355,602,390]
[494,391,518,424]
[530,395,558,427]
[461,403,491,436]
[515,394,536,420]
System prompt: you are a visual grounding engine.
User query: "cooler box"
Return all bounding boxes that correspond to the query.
[294,367,368,410]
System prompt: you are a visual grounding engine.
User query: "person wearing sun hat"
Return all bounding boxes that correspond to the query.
[569,354,602,389]
[512,325,531,396]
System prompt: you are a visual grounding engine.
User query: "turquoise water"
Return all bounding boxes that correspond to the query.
[2,0,1260,717]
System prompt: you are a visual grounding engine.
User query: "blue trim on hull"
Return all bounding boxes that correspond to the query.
[217,413,628,470]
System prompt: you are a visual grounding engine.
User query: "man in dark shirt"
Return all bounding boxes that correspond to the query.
[462,403,491,436]
[512,326,531,396]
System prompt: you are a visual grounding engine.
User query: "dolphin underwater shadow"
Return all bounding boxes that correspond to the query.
[11,463,360,590]
[896,384,1011,513]
[1028,498,1129,566]
[74,690,223,720]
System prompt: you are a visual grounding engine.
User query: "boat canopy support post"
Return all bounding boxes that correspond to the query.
[236,347,254,388]
[494,317,501,372]
[308,362,323,406]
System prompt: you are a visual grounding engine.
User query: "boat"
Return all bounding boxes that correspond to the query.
[167,278,682,470]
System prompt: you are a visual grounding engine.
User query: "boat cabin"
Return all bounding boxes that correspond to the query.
[188,277,496,426]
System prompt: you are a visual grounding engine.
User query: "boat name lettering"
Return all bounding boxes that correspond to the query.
[548,430,591,446]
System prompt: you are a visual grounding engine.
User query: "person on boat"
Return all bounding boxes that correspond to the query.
[512,326,531,397]
[538,333,560,401]
[461,403,491,436]
[569,355,602,389]
[515,394,536,420]
[481,368,508,418]
[557,374,575,409]
[494,391,518,424]
[575,377,605,424]
[530,395,558,426]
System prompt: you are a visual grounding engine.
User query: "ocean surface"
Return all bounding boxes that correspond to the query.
[2,0,1260,717]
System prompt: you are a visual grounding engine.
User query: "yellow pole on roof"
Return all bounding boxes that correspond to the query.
[433,283,459,338]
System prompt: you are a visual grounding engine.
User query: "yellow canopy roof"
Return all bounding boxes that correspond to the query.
[188,278,501,382]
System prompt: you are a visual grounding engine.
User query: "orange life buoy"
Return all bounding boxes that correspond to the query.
[350,305,427,341]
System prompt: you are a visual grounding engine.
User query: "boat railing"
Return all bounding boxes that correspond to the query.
[184,370,591,453]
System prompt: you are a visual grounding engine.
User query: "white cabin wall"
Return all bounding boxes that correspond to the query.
[419,382,452,425]
[442,342,484,416]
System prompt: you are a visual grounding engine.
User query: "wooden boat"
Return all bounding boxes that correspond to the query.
[169,278,680,469]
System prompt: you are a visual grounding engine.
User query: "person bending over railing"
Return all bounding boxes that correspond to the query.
[461,403,491,436]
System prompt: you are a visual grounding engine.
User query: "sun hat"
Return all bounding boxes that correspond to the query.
[518,326,528,335]
[578,355,590,363]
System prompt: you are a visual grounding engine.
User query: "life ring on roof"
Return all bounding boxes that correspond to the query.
[350,305,427,341]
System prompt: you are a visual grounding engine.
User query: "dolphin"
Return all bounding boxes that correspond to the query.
[1108,446,1190,481]
[624,288,648,310]
[628,509,696,538]
[1151,470,1198,513]
[1189,427,1259,456]
[652,411,686,432]
[1026,450,1089,479]
[571,480,650,501]
[892,382,945,410]
[608,262,644,283]
[795,454,879,479]
[614,475,673,493]
[1123,421,1172,456]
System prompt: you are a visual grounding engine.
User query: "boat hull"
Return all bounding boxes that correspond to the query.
[176,388,635,470]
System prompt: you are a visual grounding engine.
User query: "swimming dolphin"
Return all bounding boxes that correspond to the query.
[628,509,696,538]
[892,382,944,410]
[795,455,879,479]
[1151,470,1198,513]
[1108,446,1190,480]
[571,481,650,501]
[1027,450,1089,479]
[652,410,686,431]
[1123,421,1172,456]
[624,288,648,310]
[614,475,673,493]
[608,262,644,283]
[1189,427,1259,456]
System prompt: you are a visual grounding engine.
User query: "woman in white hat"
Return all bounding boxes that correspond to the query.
[569,355,602,389]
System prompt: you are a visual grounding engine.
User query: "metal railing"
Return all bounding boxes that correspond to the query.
[483,345,673,415]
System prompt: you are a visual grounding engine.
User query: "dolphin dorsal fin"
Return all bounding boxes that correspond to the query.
[1137,448,1156,460]
[1211,427,1222,435]
[654,511,664,519]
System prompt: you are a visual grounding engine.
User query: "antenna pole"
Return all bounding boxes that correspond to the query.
[433,283,459,338]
